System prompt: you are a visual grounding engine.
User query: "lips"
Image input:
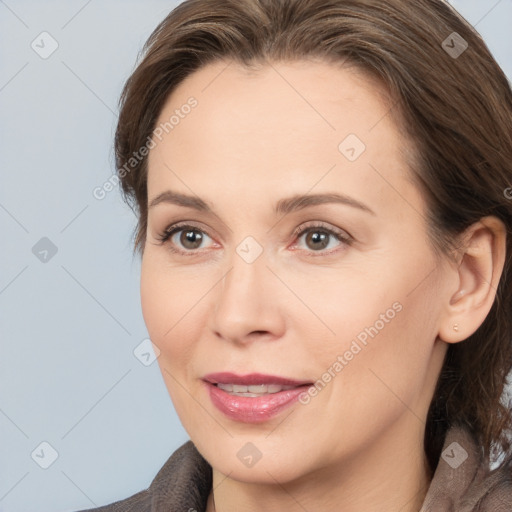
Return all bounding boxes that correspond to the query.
[203,372,312,387]
[202,372,313,423]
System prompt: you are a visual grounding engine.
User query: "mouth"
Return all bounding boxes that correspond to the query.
[214,383,297,397]
[202,372,313,423]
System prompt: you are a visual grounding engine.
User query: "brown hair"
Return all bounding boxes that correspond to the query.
[114,0,512,473]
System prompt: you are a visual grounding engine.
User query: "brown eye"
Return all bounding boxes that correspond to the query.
[304,230,331,251]
[293,223,352,256]
[179,228,204,249]
[157,223,214,254]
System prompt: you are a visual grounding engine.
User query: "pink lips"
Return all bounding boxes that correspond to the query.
[203,372,313,423]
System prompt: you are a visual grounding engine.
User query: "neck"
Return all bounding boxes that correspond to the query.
[207,416,431,512]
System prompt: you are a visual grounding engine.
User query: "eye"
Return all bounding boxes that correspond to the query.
[157,222,215,254]
[292,222,352,255]
[156,220,352,257]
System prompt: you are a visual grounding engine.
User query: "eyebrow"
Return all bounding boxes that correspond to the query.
[148,190,376,216]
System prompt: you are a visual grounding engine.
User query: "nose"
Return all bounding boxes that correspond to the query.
[208,248,286,346]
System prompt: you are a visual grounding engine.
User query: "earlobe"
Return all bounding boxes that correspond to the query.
[438,216,507,344]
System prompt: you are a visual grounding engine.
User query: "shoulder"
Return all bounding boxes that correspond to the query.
[71,440,212,512]
[422,423,512,511]
[475,458,512,511]
[74,489,151,512]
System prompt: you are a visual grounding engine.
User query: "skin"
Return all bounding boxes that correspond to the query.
[141,58,506,512]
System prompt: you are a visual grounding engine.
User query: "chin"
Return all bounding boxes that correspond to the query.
[191,429,317,484]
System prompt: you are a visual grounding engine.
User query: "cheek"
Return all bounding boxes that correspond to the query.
[318,279,437,427]
[305,256,438,399]
[140,255,188,362]
[141,252,195,337]
[140,259,168,341]
[286,268,397,363]
[140,256,205,423]
[140,253,214,372]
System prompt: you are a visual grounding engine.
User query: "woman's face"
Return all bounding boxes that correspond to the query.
[141,59,452,483]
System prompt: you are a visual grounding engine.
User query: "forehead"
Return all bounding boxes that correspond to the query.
[146,59,422,221]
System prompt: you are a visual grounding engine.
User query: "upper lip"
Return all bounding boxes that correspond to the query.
[203,372,312,387]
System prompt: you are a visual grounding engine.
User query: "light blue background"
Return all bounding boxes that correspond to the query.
[1,1,511,511]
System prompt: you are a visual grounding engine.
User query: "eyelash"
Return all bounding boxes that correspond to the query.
[156,221,353,257]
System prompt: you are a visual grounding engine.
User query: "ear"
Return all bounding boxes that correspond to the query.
[438,216,507,344]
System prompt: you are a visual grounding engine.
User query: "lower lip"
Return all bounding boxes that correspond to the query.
[204,382,311,423]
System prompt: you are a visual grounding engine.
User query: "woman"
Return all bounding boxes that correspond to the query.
[78,0,512,510]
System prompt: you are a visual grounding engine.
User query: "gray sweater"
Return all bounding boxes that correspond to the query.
[76,424,512,511]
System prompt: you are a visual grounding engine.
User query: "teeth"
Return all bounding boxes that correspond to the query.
[217,383,295,395]
[266,384,286,393]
